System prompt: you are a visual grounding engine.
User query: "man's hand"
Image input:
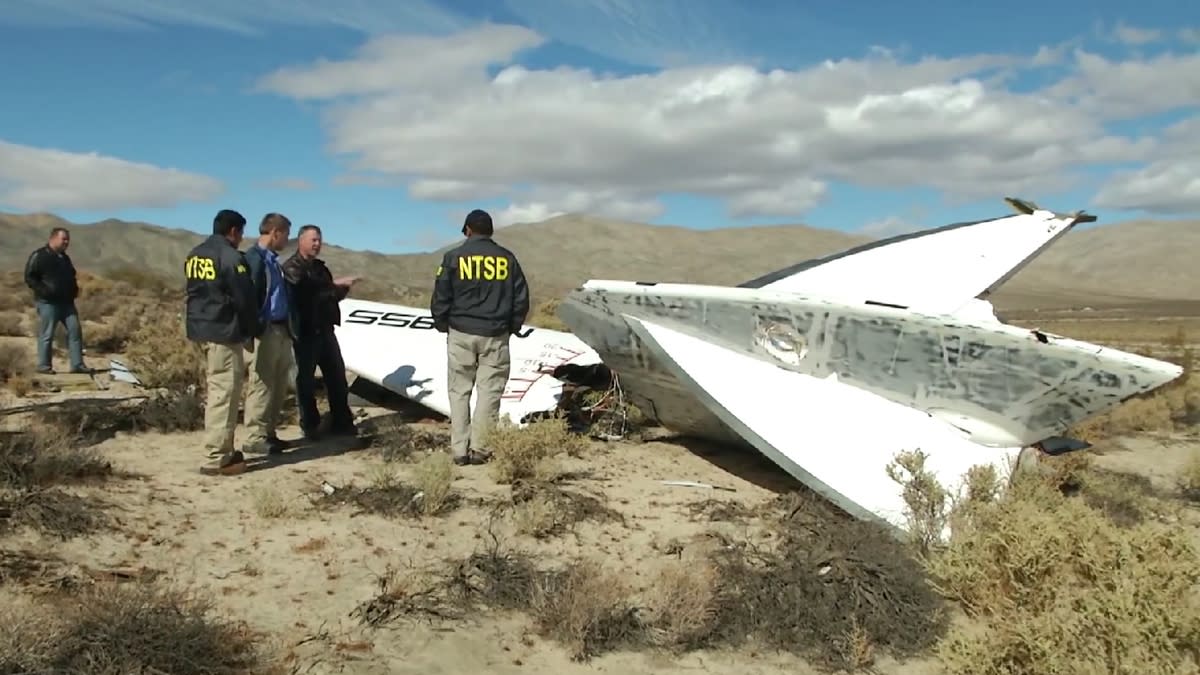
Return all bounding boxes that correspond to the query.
[334,275,360,287]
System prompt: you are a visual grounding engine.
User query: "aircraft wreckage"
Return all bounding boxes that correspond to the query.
[334,197,1185,533]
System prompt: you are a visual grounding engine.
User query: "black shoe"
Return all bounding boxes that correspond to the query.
[201,450,246,475]
[36,366,55,375]
[453,451,490,466]
[244,437,286,456]
[70,365,93,375]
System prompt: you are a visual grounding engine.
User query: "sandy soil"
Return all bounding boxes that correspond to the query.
[3,358,1198,675]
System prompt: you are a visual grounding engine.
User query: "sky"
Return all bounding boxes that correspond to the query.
[0,0,1197,253]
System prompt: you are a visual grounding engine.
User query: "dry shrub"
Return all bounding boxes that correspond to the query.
[909,458,1200,674]
[368,490,943,667]
[35,391,205,443]
[369,420,448,463]
[83,302,154,353]
[528,298,568,331]
[0,488,111,540]
[319,463,461,518]
[686,498,756,523]
[0,423,114,491]
[529,560,644,661]
[0,277,25,313]
[251,485,293,519]
[0,344,29,385]
[0,581,267,674]
[0,424,124,540]
[102,264,177,297]
[0,311,27,337]
[1179,451,1200,502]
[885,449,951,554]
[0,548,64,585]
[508,478,623,539]
[707,491,948,671]
[352,562,465,627]
[124,315,205,391]
[641,560,720,651]
[412,452,454,516]
[487,415,589,484]
[446,534,544,612]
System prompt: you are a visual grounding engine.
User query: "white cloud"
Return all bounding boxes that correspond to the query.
[255,23,1200,220]
[0,139,224,211]
[1093,117,1200,214]
[1111,21,1164,46]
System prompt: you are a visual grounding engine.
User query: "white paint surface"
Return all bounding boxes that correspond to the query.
[623,314,1020,530]
[754,208,1085,316]
[334,299,601,424]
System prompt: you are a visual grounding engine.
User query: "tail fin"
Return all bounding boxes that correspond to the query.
[739,197,1095,317]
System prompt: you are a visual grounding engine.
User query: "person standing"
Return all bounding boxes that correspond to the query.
[430,209,530,466]
[243,212,300,455]
[184,209,260,474]
[23,227,90,375]
[281,224,359,441]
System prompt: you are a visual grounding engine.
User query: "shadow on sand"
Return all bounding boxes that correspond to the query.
[653,432,803,494]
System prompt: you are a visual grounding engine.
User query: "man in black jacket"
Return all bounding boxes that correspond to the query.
[430,209,530,466]
[24,227,90,375]
[184,209,260,474]
[281,224,359,441]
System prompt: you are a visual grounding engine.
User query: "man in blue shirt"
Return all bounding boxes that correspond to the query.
[243,212,301,455]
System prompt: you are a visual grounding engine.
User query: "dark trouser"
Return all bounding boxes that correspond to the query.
[35,300,84,371]
[293,327,354,435]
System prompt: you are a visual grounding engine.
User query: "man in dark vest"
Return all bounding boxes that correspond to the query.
[430,209,530,466]
[184,209,260,474]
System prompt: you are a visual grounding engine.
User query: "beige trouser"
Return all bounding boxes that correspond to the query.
[243,323,294,446]
[203,341,245,454]
[447,328,511,458]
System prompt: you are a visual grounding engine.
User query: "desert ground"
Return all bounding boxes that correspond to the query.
[2,260,1199,675]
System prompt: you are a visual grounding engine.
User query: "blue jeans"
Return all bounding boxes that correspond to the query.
[36,300,84,371]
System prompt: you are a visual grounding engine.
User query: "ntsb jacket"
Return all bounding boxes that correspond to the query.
[430,234,530,337]
[183,234,260,344]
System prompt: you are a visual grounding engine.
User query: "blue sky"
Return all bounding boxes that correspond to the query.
[0,0,1197,253]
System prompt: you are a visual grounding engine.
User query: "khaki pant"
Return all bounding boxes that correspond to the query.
[446,328,511,458]
[243,323,294,445]
[203,341,245,453]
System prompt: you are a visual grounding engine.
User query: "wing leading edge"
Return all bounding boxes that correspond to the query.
[739,197,1096,318]
[620,314,1021,533]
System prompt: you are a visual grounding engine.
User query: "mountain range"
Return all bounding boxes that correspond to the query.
[2,209,1197,314]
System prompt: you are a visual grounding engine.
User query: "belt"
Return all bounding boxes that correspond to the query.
[269,319,289,325]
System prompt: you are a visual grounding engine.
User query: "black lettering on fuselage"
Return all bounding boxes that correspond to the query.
[346,308,534,338]
[457,255,509,281]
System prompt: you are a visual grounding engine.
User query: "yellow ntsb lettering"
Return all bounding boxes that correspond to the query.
[457,255,509,281]
[185,256,217,281]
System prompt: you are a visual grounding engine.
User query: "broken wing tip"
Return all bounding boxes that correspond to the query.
[1003,196,1098,224]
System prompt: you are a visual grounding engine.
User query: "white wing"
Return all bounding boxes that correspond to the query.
[620,314,1021,531]
[739,198,1095,317]
[335,299,601,424]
